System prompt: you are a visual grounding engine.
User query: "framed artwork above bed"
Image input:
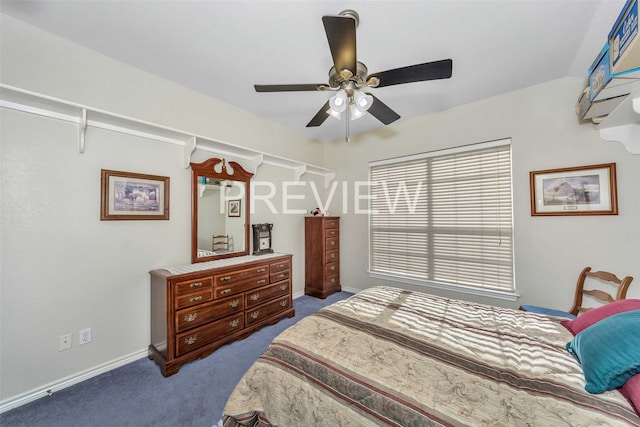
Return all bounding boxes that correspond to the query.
[530,163,618,216]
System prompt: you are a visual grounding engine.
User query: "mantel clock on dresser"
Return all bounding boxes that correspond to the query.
[252,223,273,255]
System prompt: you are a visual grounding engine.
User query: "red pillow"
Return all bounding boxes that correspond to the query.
[621,374,640,416]
[561,299,640,335]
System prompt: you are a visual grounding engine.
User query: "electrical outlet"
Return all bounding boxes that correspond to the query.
[79,328,92,345]
[59,334,72,351]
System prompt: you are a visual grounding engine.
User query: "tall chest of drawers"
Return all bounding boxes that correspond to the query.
[149,253,293,377]
[304,216,341,298]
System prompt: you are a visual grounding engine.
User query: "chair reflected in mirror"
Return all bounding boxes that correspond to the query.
[212,235,229,253]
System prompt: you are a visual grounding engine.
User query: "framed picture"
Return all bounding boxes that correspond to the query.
[530,163,617,216]
[228,199,241,217]
[100,169,170,220]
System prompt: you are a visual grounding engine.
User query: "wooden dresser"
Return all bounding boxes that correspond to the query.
[304,216,341,298]
[149,253,293,376]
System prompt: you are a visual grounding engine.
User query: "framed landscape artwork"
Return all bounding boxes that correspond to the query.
[100,169,170,220]
[530,163,617,216]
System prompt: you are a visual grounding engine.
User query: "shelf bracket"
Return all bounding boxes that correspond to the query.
[293,165,307,182]
[324,172,336,189]
[183,136,196,168]
[600,124,640,154]
[78,108,87,153]
[246,154,264,175]
[598,90,640,155]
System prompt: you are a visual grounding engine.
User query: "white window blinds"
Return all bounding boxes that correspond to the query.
[369,139,514,294]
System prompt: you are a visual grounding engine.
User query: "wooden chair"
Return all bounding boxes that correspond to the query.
[520,266,634,318]
[567,266,634,315]
[212,235,229,252]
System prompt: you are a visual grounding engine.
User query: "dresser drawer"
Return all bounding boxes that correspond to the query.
[246,280,291,309]
[325,227,338,238]
[270,260,290,274]
[324,219,339,229]
[324,249,339,264]
[245,296,291,327]
[324,274,340,289]
[175,288,214,310]
[175,295,244,333]
[176,313,244,356]
[214,265,269,286]
[270,269,289,283]
[175,277,213,296]
[215,276,269,298]
[326,236,339,250]
[325,262,339,278]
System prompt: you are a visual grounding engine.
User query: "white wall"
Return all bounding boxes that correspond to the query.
[326,77,640,308]
[0,14,325,404]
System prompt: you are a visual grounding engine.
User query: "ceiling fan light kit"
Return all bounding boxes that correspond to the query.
[254,9,453,142]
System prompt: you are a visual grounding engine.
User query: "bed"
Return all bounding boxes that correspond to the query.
[222,286,640,426]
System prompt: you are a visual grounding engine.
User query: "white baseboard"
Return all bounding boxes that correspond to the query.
[0,349,148,414]
[2,291,359,415]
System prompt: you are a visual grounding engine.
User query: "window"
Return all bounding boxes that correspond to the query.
[368,139,515,300]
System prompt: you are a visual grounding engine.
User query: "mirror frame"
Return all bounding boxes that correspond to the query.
[191,158,253,263]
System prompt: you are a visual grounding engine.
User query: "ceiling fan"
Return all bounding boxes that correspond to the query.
[254,9,453,142]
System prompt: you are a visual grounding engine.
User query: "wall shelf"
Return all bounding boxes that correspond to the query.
[598,86,640,154]
[0,84,336,186]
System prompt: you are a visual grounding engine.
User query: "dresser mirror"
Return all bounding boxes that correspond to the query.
[191,158,253,263]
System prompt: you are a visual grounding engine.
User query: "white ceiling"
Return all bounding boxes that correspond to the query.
[0,0,624,142]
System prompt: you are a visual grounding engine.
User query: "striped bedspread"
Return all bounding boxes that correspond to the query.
[223,286,640,426]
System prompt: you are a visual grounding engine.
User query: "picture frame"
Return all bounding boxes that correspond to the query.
[530,163,617,216]
[100,169,170,220]
[228,199,241,217]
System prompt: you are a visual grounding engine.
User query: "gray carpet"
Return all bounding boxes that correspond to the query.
[0,292,352,427]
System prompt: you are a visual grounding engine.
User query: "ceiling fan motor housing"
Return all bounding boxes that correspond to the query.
[328,61,369,88]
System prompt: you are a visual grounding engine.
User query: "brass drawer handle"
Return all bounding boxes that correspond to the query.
[330,241,335,246]
[257,268,267,273]
[257,279,266,285]
[189,296,203,303]
[329,265,335,271]
[190,282,203,288]
[230,319,239,327]
[280,301,287,307]
[219,276,231,282]
[276,264,284,269]
[280,284,287,291]
[330,253,336,258]
[184,335,197,345]
[250,293,260,301]
[229,299,239,308]
[220,289,231,295]
[276,274,285,279]
[250,311,260,319]
[184,313,198,322]
[330,278,336,283]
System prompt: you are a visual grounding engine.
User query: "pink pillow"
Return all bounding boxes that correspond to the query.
[621,374,640,416]
[561,299,640,335]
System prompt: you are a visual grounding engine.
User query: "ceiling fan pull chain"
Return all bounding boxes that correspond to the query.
[345,103,351,143]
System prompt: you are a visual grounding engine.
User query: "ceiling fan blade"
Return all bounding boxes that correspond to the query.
[370,59,453,88]
[254,84,324,92]
[306,101,331,127]
[367,94,401,125]
[322,15,357,74]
